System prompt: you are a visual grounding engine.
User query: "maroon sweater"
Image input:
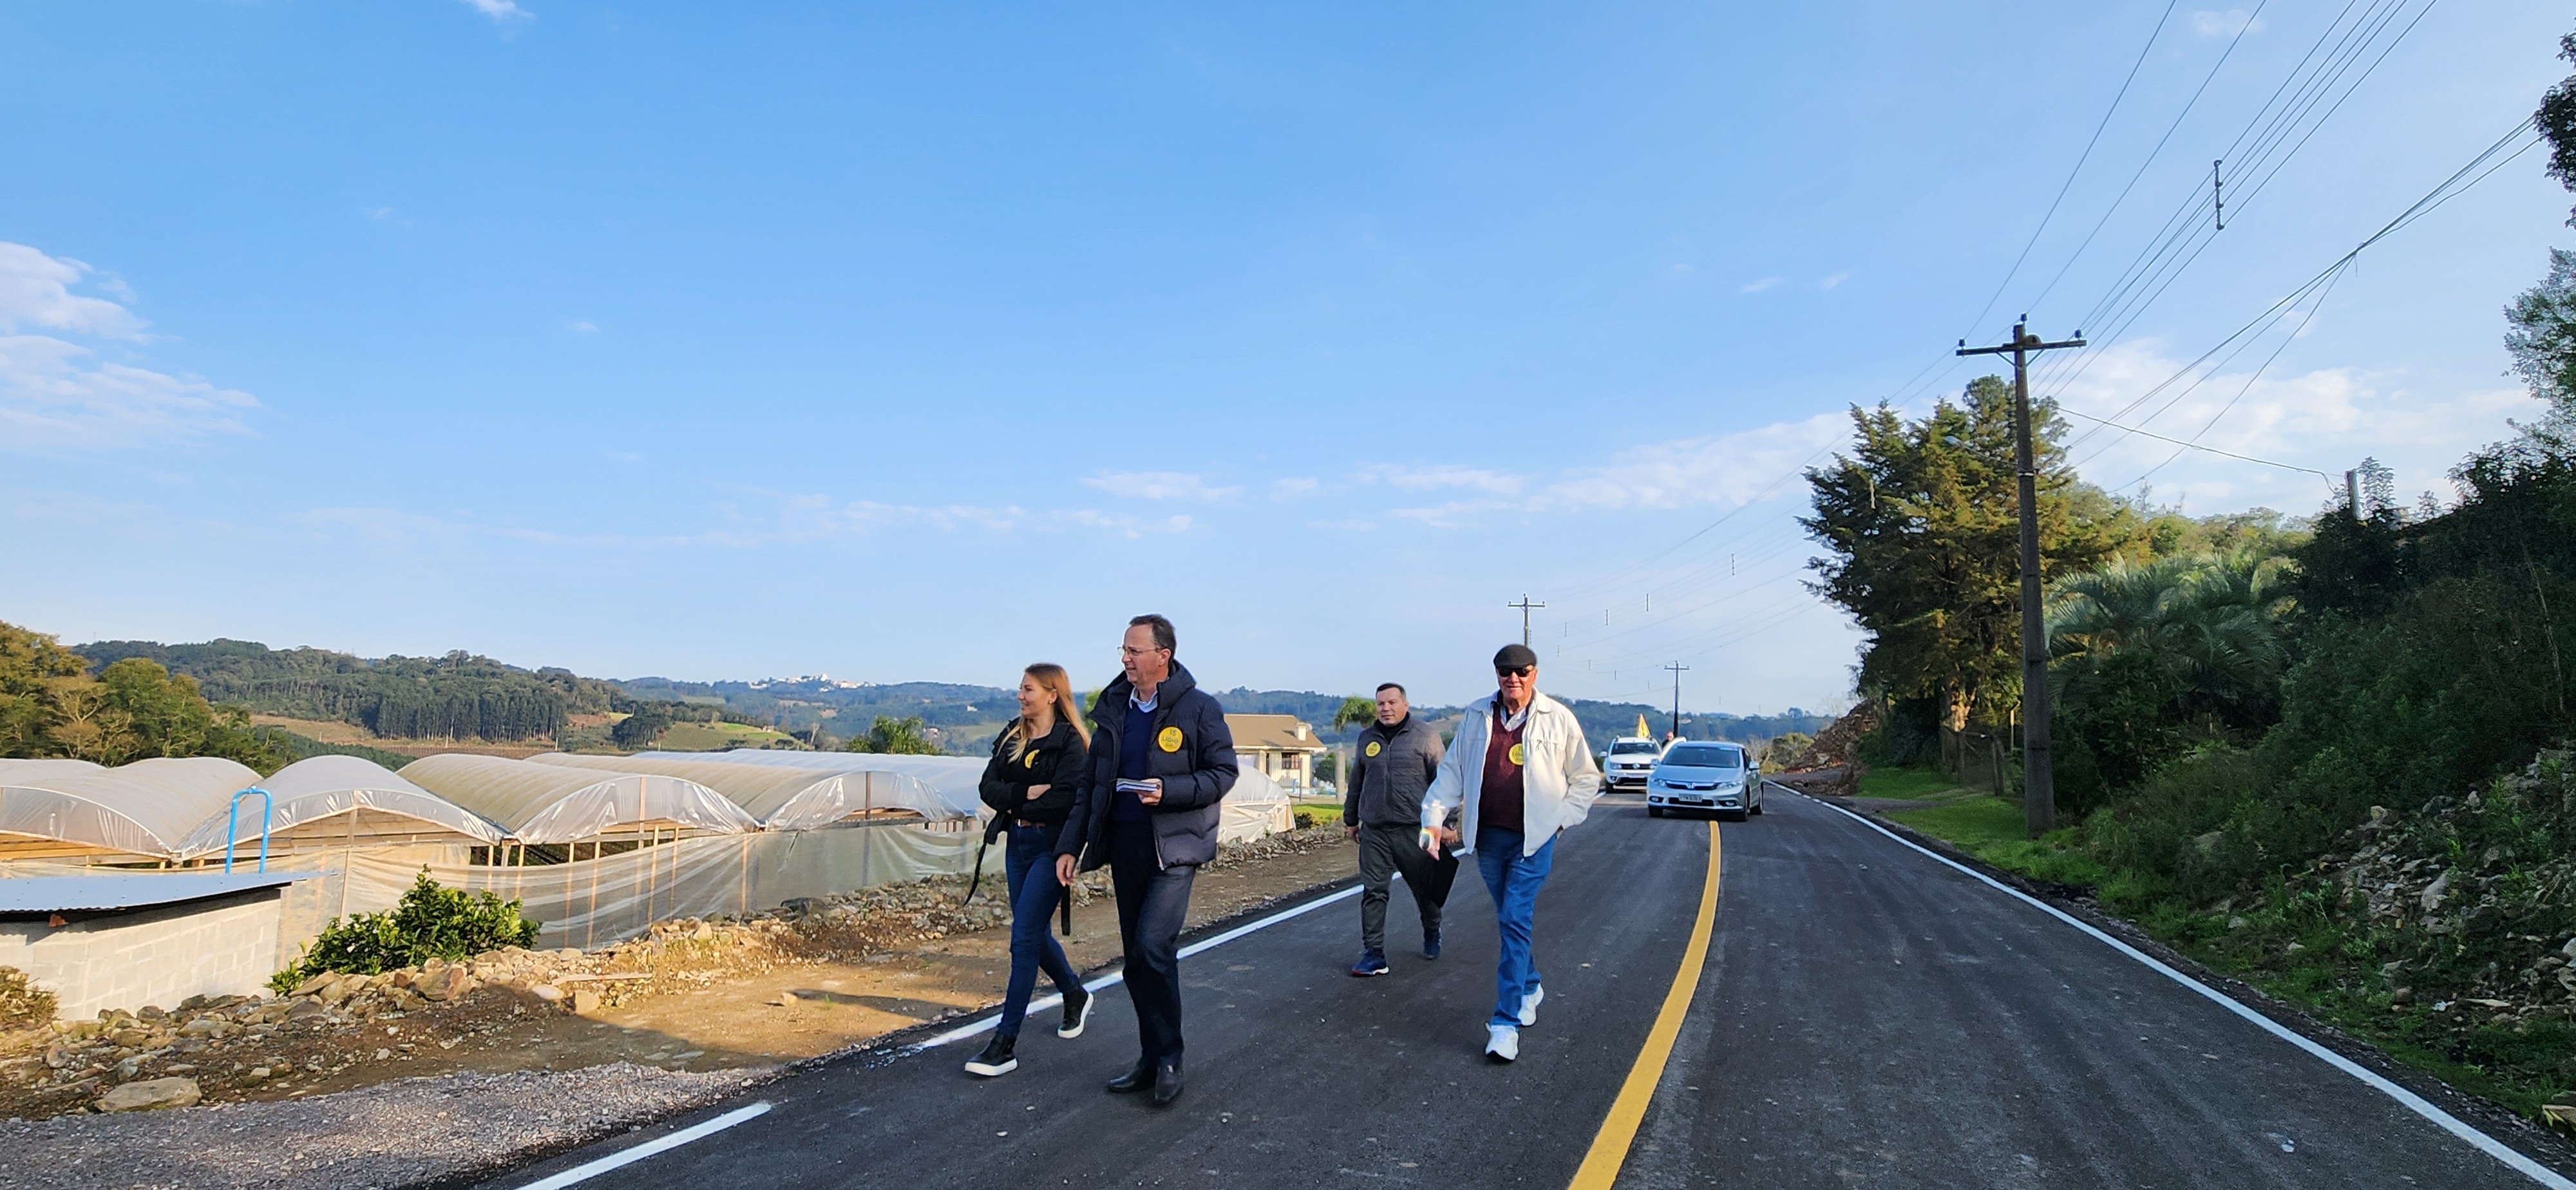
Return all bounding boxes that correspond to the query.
[1479,706,1528,835]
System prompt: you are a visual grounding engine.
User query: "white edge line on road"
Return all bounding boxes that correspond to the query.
[913,882,1367,1050]
[511,1101,772,1190]
[1793,786,2576,1190]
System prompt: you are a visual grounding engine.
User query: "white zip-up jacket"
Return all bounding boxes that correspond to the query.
[1420,691,1603,857]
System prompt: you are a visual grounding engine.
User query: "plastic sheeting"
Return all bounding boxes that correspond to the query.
[173,755,507,862]
[400,755,758,845]
[0,757,263,860]
[630,750,985,819]
[1220,767,1294,842]
[287,823,1001,950]
[529,754,943,830]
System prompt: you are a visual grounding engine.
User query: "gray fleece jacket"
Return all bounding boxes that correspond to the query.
[1345,715,1446,829]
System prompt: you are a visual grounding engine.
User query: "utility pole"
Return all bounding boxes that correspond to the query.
[1508,594,1547,647]
[1663,662,1689,741]
[1959,318,2085,838]
[2345,468,2362,522]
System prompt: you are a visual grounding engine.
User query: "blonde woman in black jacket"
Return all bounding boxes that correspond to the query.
[964,663,1096,1077]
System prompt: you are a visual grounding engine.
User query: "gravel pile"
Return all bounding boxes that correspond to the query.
[0,1063,765,1190]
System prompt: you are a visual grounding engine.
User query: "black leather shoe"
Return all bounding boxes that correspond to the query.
[1150,1062,1183,1106]
[1104,1063,1152,1094]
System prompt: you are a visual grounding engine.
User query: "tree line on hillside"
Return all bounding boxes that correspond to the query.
[1,623,288,771]
[78,639,620,743]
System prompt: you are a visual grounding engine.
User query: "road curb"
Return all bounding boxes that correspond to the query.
[1798,786,2576,1183]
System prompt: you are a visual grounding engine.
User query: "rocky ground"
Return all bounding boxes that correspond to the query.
[0,825,1356,1188]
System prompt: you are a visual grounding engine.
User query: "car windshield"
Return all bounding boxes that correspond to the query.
[1662,744,1742,769]
[1611,741,1659,755]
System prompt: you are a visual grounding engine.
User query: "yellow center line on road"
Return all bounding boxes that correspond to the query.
[1567,819,1722,1190]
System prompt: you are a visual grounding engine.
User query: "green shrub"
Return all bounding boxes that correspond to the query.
[269,869,540,994]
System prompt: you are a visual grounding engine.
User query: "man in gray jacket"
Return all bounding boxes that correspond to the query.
[1343,683,1458,976]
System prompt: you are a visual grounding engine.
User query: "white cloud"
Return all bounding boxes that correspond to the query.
[1270,477,1321,498]
[0,243,147,339]
[2051,339,2543,511]
[1357,463,1525,495]
[1738,277,1783,294]
[2189,9,2263,37]
[1669,263,1696,277]
[1081,471,1242,500]
[0,335,261,450]
[569,320,600,334]
[1539,412,1849,511]
[1819,272,1850,290]
[0,243,261,451]
[459,0,533,20]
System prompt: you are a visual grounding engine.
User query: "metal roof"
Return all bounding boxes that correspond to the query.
[0,871,320,914]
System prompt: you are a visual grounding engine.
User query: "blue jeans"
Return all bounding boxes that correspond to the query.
[998,822,1081,1039]
[1475,827,1555,1028]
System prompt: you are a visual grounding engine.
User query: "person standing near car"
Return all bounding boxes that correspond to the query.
[1054,614,1236,1106]
[1419,643,1603,1062]
[963,663,1097,1079]
[1343,682,1457,976]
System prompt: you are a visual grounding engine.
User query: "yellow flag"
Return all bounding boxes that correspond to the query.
[1633,713,1651,739]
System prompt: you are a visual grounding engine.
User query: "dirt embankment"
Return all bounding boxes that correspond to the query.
[2,826,1358,1129]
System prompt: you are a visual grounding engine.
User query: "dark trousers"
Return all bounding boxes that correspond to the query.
[1110,822,1196,1066]
[1358,823,1459,952]
[998,823,1081,1039]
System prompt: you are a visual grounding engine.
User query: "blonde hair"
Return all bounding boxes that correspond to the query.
[1005,663,1092,760]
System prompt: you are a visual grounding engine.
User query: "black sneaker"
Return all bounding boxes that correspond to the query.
[1058,987,1095,1039]
[1422,927,1443,960]
[964,1033,1017,1077]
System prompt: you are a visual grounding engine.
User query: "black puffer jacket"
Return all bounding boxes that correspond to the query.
[978,719,1089,843]
[1055,661,1238,871]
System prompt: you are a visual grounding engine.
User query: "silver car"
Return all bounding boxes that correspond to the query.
[1645,742,1763,820]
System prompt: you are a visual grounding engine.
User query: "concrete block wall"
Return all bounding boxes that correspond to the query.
[0,889,285,1020]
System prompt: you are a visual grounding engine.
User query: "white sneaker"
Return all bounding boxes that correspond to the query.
[1518,983,1544,1027]
[1486,1024,1520,1062]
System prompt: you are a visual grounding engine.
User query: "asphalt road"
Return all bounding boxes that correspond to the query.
[483,789,2568,1190]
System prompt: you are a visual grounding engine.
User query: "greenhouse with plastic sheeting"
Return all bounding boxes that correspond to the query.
[0,757,263,861]
[173,755,508,865]
[529,753,942,829]
[0,744,1301,952]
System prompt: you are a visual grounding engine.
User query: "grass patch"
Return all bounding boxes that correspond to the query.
[1291,803,1344,829]
[656,721,801,751]
[1858,765,1970,802]
[1888,795,2119,891]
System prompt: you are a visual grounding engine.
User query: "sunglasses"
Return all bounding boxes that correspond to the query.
[1495,666,1533,678]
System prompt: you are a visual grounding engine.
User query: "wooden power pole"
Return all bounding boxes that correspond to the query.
[1508,594,1547,647]
[1958,319,2085,838]
[1663,661,1689,741]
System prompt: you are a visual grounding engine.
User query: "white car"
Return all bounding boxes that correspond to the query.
[1602,737,1662,789]
[1647,742,1763,820]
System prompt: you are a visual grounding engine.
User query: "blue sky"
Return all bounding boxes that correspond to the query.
[2,1,2568,711]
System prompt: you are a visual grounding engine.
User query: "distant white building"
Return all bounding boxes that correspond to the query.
[1224,714,1329,795]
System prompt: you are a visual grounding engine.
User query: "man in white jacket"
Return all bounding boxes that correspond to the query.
[1419,643,1603,1061]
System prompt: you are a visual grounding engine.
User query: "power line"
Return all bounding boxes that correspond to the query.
[2053,406,2332,478]
[1959,0,2179,338]
[2022,0,2273,316]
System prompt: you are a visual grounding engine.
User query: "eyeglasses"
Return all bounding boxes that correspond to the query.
[1121,645,1170,658]
[1496,666,1533,678]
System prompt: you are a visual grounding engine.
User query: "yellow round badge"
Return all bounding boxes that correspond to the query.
[1506,742,1526,766]
[1157,726,1184,753]
[1364,741,1382,758]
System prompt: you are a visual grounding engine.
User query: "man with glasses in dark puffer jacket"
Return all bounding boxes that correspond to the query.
[1054,614,1236,1107]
